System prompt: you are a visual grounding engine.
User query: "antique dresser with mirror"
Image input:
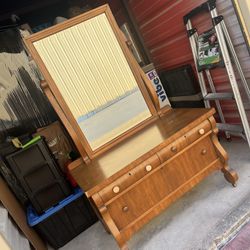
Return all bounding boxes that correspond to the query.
[25,5,238,249]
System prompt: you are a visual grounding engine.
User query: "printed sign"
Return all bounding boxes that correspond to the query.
[146,69,170,108]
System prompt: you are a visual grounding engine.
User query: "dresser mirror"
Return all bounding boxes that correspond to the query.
[25,5,158,159]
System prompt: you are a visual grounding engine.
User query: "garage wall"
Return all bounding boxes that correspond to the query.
[88,0,127,26]
[0,28,57,138]
[128,0,250,124]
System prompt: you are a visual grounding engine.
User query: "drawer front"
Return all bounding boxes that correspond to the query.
[106,136,218,230]
[157,136,187,162]
[157,119,212,163]
[185,119,211,145]
[98,154,160,203]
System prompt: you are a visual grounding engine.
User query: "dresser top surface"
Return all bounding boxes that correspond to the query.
[69,108,215,194]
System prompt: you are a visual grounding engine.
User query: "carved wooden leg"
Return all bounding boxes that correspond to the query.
[115,232,129,250]
[208,119,239,187]
[221,165,238,187]
[89,196,111,233]
[120,243,129,250]
[92,194,128,249]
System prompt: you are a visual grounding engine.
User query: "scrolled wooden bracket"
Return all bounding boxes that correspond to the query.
[208,115,219,134]
[208,115,228,164]
[92,193,128,249]
[209,116,239,187]
[211,132,228,164]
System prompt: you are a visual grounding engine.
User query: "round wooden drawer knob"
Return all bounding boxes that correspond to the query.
[201,149,207,155]
[171,146,177,152]
[199,128,205,135]
[113,186,120,194]
[145,165,152,172]
[122,206,129,212]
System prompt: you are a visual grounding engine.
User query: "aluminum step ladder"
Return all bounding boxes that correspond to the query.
[183,0,250,148]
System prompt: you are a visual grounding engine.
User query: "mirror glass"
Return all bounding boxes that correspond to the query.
[33,13,152,150]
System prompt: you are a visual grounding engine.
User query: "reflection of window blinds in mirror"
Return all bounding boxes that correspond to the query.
[33,13,142,121]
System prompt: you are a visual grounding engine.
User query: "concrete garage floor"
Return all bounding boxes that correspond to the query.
[61,139,250,250]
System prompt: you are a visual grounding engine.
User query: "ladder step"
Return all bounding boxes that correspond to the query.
[217,123,244,133]
[204,93,234,100]
[217,123,246,140]
[185,4,250,148]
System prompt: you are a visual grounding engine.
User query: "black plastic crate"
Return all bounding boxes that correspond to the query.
[168,94,204,108]
[170,100,204,108]
[160,64,201,97]
[0,157,28,206]
[27,188,98,249]
[0,134,31,157]
[6,138,71,214]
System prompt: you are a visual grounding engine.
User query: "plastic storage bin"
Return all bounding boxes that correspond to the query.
[6,138,71,214]
[0,157,28,205]
[160,64,200,97]
[160,65,204,108]
[27,188,98,249]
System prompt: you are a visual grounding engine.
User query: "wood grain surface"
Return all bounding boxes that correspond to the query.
[69,107,238,249]
[69,108,216,195]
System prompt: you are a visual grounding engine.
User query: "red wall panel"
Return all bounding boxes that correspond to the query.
[128,0,250,125]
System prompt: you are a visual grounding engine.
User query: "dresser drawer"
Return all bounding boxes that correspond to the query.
[156,119,212,163]
[184,119,212,145]
[157,136,187,162]
[106,136,218,230]
[98,154,160,203]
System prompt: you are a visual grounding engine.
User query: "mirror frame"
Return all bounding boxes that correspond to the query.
[232,0,250,55]
[24,4,158,161]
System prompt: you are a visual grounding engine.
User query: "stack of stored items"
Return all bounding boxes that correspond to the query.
[0,134,32,206]
[160,65,204,108]
[27,188,98,248]
[1,133,98,247]
[33,121,75,173]
[5,137,71,214]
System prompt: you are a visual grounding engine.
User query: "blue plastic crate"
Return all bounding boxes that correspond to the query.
[26,187,97,248]
[27,187,83,226]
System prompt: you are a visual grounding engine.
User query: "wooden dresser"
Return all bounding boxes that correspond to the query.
[24,5,238,249]
[69,108,238,249]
